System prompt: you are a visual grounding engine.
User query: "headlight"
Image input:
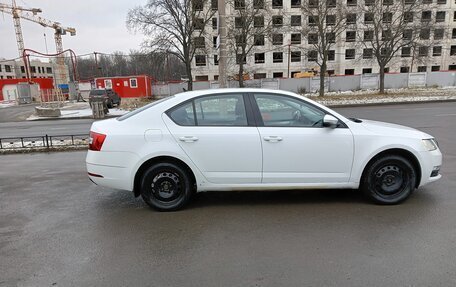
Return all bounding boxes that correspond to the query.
[422,138,438,151]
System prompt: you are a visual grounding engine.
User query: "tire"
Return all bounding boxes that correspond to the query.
[107,100,113,109]
[140,162,192,211]
[361,155,416,205]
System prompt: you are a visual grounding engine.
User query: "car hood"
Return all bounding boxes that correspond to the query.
[360,119,432,139]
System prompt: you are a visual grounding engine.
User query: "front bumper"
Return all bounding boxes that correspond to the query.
[418,149,443,187]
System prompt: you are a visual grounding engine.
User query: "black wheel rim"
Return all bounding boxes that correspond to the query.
[150,171,182,202]
[373,164,407,197]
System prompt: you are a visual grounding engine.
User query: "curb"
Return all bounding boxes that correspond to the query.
[0,145,87,155]
[26,114,120,121]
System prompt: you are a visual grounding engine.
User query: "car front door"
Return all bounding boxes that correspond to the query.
[163,93,262,184]
[252,93,354,184]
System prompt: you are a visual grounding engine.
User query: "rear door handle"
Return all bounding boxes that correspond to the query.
[179,136,199,143]
[263,136,283,142]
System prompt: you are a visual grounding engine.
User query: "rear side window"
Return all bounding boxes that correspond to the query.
[168,94,248,126]
[194,94,247,126]
[168,102,195,126]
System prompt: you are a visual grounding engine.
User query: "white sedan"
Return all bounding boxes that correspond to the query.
[86,88,442,211]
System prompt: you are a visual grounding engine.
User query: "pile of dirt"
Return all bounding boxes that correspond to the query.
[119,98,153,111]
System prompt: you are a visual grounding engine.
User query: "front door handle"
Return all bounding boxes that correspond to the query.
[179,136,199,143]
[263,136,283,142]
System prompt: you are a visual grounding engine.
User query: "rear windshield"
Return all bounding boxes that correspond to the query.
[89,90,106,95]
[117,96,175,121]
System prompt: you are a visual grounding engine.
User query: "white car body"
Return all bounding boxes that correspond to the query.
[86,88,442,207]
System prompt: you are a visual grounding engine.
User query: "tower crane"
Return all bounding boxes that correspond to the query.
[0,1,76,84]
[0,1,41,57]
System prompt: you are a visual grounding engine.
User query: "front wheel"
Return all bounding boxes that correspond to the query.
[361,155,416,204]
[140,163,192,211]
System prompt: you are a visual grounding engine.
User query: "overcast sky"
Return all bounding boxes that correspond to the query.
[0,0,147,60]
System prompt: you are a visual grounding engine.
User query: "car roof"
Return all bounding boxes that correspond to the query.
[173,88,299,101]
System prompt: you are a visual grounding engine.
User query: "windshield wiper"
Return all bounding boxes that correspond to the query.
[349,117,363,123]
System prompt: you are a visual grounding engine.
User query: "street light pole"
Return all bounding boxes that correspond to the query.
[287,43,291,78]
[218,0,227,88]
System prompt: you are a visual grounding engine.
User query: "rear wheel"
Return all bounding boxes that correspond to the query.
[140,162,192,211]
[361,155,416,204]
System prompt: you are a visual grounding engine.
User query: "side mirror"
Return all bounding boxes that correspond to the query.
[323,114,338,128]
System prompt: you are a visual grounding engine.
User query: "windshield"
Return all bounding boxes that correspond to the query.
[117,96,174,121]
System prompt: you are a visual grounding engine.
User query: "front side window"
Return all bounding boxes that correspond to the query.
[254,94,326,127]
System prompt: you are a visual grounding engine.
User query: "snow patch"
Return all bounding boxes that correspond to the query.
[0,101,17,108]
[26,107,128,121]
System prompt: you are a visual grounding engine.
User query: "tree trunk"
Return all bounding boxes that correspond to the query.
[186,63,193,91]
[379,65,385,94]
[319,62,327,97]
[239,61,244,88]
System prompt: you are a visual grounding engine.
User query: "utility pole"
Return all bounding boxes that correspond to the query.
[94,52,101,77]
[218,0,227,88]
[287,42,291,78]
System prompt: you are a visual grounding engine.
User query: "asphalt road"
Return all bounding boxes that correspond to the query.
[0,103,38,123]
[1,102,456,286]
[1,101,455,138]
[0,119,94,138]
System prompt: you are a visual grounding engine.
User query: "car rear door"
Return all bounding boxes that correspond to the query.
[251,92,354,184]
[163,93,262,184]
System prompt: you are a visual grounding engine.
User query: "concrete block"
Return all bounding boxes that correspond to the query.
[35,106,61,117]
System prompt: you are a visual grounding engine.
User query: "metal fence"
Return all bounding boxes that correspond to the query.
[152,71,456,97]
[0,134,89,150]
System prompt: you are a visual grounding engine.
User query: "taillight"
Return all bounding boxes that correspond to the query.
[89,131,106,151]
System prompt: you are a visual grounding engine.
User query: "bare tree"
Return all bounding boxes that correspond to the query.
[358,0,430,93]
[74,51,185,81]
[301,0,347,96]
[127,0,216,90]
[111,52,129,76]
[225,0,274,87]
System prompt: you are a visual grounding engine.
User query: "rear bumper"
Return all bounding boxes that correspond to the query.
[86,150,139,191]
